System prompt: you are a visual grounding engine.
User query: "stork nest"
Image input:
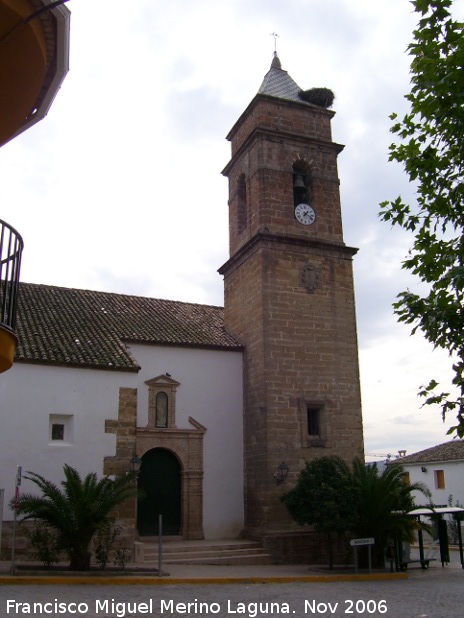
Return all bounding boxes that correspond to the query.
[299,88,335,108]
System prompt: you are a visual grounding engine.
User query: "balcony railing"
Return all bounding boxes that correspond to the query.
[0,220,24,373]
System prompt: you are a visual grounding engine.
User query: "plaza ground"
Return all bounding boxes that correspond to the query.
[0,552,463,618]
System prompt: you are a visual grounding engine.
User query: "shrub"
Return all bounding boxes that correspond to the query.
[95,523,121,570]
[113,545,131,570]
[26,522,62,568]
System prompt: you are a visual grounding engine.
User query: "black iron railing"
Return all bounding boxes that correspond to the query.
[0,219,23,333]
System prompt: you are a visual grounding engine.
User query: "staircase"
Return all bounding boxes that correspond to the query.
[134,538,273,566]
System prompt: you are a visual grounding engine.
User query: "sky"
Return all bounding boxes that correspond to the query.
[1,0,463,461]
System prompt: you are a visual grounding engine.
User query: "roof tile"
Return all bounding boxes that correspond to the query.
[258,55,306,104]
[398,440,464,464]
[15,283,242,372]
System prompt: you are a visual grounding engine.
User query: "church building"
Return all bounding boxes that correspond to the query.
[0,55,364,561]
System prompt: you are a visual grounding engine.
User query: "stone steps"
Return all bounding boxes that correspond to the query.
[134,539,273,566]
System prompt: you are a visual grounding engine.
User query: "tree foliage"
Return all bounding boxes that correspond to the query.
[281,456,354,568]
[351,459,429,564]
[379,0,464,436]
[282,457,427,567]
[281,456,354,532]
[15,464,137,570]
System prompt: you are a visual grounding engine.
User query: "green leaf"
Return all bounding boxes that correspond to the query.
[379,0,464,437]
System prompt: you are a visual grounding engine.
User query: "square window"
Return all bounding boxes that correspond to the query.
[51,423,65,441]
[49,414,73,445]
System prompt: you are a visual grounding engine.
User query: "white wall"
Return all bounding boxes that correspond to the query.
[404,461,464,508]
[0,344,244,539]
[129,344,244,539]
[0,362,128,518]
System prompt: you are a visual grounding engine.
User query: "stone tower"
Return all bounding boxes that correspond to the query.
[219,55,364,539]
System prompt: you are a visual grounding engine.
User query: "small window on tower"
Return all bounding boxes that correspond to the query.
[237,174,247,234]
[307,406,321,437]
[300,401,326,448]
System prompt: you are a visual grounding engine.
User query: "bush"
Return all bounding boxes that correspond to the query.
[95,523,121,570]
[113,545,131,570]
[26,522,62,567]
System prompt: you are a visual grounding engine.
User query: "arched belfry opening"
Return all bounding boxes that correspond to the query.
[292,161,312,208]
[237,173,248,234]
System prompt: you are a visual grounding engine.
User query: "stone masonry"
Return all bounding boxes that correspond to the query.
[220,76,364,539]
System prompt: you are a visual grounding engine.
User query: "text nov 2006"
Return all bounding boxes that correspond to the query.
[5,598,388,616]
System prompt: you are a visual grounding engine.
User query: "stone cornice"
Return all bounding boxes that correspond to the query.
[219,230,358,276]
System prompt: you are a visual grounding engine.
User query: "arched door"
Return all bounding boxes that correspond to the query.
[137,448,181,536]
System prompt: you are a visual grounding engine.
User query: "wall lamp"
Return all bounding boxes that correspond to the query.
[421,466,427,473]
[274,462,289,485]
[130,455,142,476]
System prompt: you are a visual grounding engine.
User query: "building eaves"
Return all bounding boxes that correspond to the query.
[15,283,242,372]
[398,440,464,465]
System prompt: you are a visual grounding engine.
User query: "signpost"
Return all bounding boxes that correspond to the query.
[10,466,21,575]
[350,537,375,574]
[0,489,4,559]
[158,513,163,577]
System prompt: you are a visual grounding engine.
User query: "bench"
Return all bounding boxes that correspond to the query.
[399,540,438,570]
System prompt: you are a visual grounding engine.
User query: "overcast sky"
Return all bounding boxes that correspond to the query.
[1,0,463,461]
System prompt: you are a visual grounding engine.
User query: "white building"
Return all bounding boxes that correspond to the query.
[0,284,244,542]
[399,441,464,508]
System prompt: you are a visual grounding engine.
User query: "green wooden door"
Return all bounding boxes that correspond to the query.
[137,448,181,536]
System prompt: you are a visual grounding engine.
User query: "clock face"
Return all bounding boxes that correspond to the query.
[295,203,316,225]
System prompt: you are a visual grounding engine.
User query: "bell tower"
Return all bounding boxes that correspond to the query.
[219,55,364,538]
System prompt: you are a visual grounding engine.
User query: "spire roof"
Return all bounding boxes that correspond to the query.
[257,53,305,103]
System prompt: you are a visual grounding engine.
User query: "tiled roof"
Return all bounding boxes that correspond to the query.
[14,283,242,372]
[398,441,464,465]
[258,54,307,104]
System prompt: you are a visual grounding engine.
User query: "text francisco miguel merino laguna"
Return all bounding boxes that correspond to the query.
[6,597,389,617]
[6,599,292,617]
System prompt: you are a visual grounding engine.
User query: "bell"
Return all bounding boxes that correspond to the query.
[293,174,306,189]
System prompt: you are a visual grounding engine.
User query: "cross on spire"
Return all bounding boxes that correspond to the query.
[270,32,280,55]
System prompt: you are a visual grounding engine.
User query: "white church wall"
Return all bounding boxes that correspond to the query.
[0,362,127,519]
[0,344,244,539]
[129,344,244,539]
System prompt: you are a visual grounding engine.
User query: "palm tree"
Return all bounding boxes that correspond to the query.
[15,464,137,570]
[351,458,429,565]
[282,456,429,569]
